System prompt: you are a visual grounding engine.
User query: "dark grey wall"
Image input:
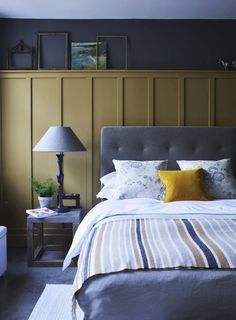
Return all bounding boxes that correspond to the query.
[0,19,236,70]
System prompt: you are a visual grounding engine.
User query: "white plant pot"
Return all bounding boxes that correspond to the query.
[38,196,53,208]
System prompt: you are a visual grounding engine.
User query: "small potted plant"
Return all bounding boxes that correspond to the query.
[32,178,57,208]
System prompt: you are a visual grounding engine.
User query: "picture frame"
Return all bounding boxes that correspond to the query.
[37,32,69,70]
[71,42,107,70]
[7,40,35,70]
[60,193,80,209]
[96,35,128,69]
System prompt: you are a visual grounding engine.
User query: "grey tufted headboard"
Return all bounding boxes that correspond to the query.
[101,126,236,177]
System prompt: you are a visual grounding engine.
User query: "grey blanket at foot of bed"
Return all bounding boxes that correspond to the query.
[77,269,236,320]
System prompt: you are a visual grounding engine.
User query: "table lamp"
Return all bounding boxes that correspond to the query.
[33,126,86,213]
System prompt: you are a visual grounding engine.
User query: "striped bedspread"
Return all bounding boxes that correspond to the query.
[73,217,236,293]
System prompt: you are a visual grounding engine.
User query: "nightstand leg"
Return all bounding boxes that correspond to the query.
[38,223,44,247]
[27,222,34,267]
[34,223,44,261]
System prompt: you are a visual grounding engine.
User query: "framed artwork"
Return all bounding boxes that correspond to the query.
[37,32,69,70]
[71,42,107,70]
[61,193,80,209]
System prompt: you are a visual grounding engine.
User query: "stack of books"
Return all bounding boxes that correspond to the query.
[26,208,58,218]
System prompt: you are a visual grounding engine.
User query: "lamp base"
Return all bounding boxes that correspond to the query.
[55,206,69,213]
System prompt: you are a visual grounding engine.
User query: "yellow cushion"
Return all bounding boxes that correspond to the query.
[158,168,211,202]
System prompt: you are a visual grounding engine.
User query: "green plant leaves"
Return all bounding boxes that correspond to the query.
[32,178,57,197]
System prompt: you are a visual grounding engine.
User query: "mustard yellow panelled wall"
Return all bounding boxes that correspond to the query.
[0,70,236,246]
[62,77,92,211]
[0,78,31,245]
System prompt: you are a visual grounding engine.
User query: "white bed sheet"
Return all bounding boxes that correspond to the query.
[63,199,236,270]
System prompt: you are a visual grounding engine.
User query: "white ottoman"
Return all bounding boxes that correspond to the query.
[0,226,7,276]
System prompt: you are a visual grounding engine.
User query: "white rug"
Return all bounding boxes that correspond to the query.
[28,284,84,320]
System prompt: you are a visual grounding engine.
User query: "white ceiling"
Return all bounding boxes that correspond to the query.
[0,0,236,19]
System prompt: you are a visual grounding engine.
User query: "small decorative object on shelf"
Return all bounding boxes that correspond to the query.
[7,40,35,70]
[26,208,57,218]
[32,178,57,208]
[218,58,236,70]
[218,58,230,70]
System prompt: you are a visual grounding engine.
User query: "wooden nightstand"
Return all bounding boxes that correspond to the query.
[27,208,83,267]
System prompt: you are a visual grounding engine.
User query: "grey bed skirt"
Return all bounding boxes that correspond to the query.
[77,269,236,320]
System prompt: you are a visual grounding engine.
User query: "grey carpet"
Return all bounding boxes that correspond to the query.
[0,248,76,320]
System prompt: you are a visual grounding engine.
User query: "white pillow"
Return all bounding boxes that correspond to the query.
[112,159,168,200]
[97,172,117,199]
[100,171,116,186]
[177,158,236,199]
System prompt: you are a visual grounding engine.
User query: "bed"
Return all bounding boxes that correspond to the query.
[64,126,236,320]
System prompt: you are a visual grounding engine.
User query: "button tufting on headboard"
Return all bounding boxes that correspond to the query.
[101,126,236,176]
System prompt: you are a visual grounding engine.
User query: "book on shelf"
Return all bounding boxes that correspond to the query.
[26,207,58,218]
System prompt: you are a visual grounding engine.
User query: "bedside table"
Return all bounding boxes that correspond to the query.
[27,208,83,267]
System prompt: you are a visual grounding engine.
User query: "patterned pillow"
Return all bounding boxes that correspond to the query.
[177,159,236,199]
[112,160,168,200]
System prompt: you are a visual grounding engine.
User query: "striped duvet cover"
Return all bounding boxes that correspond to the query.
[73,215,236,296]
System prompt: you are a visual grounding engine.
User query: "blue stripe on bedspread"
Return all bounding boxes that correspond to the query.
[182,219,218,268]
[136,219,149,268]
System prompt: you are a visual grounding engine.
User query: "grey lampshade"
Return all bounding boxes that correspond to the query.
[33,126,86,152]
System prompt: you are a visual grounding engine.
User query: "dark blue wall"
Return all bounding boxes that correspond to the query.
[0,19,236,70]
